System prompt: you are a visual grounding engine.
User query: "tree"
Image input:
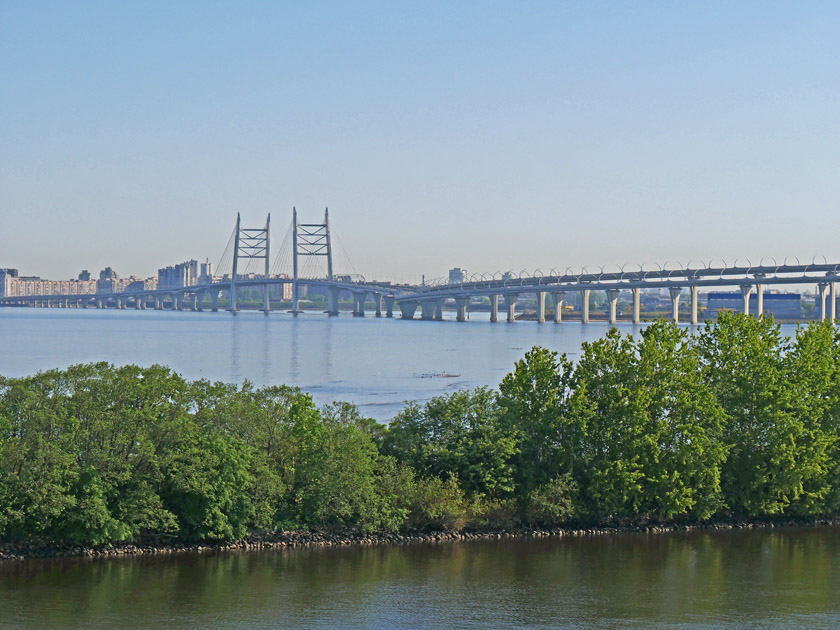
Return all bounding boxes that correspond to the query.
[498,346,579,496]
[571,323,726,520]
[384,388,518,499]
[697,312,810,517]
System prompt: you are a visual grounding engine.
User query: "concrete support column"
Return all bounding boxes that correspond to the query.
[230,284,238,313]
[580,289,590,324]
[353,292,366,316]
[263,283,270,315]
[607,289,620,325]
[196,292,204,312]
[399,301,418,320]
[831,282,837,322]
[537,291,546,323]
[155,297,163,310]
[116,298,123,310]
[669,287,682,323]
[817,283,828,321]
[420,299,436,320]
[373,293,383,317]
[505,293,519,323]
[327,286,342,315]
[384,295,395,318]
[690,286,699,325]
[632,288,641,324]
[434,299,444,321]
[756,285,765,318]
[552,292,565,323]
[211,291,219,312]
[489,294,499,323]
[135,298,142,310]
[455,297,470,322]
[741,285,754,316]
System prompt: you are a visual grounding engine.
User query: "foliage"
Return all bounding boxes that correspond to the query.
[1,314,839,546]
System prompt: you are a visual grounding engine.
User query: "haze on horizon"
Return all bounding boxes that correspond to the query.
[1,1,838,284]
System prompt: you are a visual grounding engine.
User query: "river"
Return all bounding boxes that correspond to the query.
[0,307,805,420]
[2,528,839,629]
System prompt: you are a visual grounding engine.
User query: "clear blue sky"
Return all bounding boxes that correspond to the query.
[2,1,838,282]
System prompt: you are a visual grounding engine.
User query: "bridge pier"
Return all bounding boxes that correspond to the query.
[211,291,219,312]
[373,293,383,317]
[831,282,837,322]
[327,286,342,316]
[505,293,518,323]
[263,283,270,316]
[817,283,829,321]
[537,292,546,323]
[756,284,765,318]
[632,288,641,324]
[690,286,699,325]
[384,295,395,318]
[421,299,437,321]
[455,297,469,322]
[399,300,418,320]
[434,299,443,320]
[489,294,499,323]
[607,289,620,325]
[669,287,681,323]
[552,292,565,323]
[196,292,204,312]
[580,289,590,324]
[135,298,142,310]
[741,285,754,316]
[353,292,367,316]
[97,299,104,309]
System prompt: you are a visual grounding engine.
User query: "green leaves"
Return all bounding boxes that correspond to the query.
[1,315,839,545]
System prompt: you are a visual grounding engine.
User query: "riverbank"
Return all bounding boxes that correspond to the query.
[3,518,840,562]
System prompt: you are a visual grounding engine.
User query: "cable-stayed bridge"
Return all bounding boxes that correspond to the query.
[1,211,838,324]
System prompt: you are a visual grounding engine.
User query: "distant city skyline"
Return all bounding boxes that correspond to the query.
[2,2,838,282]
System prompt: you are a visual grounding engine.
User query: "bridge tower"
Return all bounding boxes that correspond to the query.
[292,208,333,313]
[230,213,271,314]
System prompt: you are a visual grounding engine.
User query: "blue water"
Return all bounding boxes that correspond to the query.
[0,308,801,419]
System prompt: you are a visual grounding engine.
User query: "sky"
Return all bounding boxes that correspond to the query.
[1,1,838,283]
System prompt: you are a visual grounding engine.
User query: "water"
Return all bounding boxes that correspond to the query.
[2,528,839,629]
[2,308,831,628]
[0,307,648,419]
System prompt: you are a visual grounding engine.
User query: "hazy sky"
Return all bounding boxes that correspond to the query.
[2,1,838,283]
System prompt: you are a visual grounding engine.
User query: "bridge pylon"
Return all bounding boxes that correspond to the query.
[231,213,271,314]
[292,207,334,313]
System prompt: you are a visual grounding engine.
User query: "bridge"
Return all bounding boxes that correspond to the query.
[1,210,838,324]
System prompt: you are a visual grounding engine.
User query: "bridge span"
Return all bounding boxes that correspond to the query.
[1,211,837,324]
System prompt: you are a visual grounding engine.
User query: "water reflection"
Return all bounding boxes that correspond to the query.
[2,529,839,629]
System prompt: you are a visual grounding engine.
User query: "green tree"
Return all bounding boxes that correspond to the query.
[384,388,518,498]
[697,312,811,517]
[498,346,579,496]
[572,323,726,520]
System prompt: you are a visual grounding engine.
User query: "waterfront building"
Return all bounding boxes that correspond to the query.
[706,291,801,318]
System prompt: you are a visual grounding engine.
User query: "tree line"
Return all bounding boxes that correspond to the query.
[1,313,839,546]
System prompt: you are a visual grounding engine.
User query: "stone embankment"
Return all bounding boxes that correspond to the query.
[2,518,839,562]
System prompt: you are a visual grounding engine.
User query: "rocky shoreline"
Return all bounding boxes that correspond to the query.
[2,518,839,562]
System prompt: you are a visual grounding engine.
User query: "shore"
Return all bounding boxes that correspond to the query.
[3,518,839,562]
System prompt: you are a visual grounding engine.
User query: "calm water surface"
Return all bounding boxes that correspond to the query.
[1,307,636,419]
[0,307,804,419]
[2,529,839,629]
